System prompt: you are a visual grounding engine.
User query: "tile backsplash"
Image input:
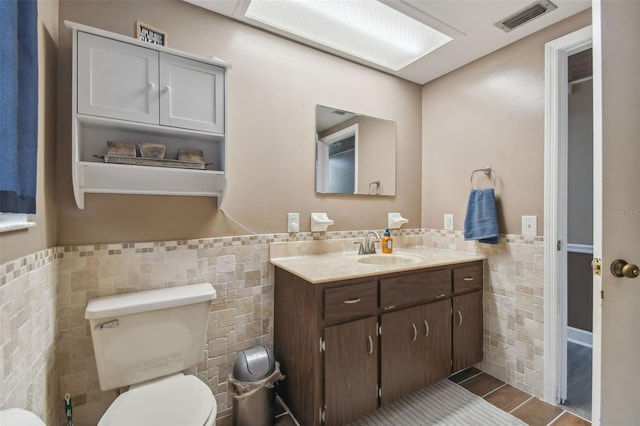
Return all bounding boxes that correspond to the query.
[0,228,544,424]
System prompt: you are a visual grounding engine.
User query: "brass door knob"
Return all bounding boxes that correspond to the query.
[610,259,640,278]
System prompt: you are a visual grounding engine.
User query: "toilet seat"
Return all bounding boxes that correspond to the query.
[98,374,216,426]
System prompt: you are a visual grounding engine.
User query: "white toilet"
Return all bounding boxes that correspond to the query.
[85,283,218,426]
[0,408,45,426]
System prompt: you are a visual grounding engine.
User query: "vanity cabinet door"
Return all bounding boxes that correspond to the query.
[324,316,378,425]
[380,304,426,404]
[423,299,453,386]
[77,32,159,124]
[452,291,483,373]
[380,299,451,404]
[159,53,225,133]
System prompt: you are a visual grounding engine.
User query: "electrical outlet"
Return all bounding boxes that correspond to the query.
[287,213,299,233]
[522,215,537,236]
[444,214,453,230]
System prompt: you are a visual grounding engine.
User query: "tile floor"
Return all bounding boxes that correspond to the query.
[223,368,592,425]
[450,367,591,426]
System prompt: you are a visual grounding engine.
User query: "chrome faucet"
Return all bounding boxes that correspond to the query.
[355,231,380,255]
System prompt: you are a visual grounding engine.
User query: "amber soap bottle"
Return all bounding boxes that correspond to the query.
[381,228,393,254]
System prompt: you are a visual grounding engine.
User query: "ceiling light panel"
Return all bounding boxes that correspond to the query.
[244,0,453,71]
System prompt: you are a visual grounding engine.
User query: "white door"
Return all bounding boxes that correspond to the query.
[159,53,225,133]
[77,32,159,124]
[594,0,640,423]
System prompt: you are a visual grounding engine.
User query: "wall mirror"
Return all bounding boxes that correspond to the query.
[315,105,396,196]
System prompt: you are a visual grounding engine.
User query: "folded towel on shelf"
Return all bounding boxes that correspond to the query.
[464,188,499,244]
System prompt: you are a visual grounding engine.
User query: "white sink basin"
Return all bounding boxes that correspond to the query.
[357,254,425,266]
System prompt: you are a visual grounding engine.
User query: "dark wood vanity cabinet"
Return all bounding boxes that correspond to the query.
[274,260,484,426]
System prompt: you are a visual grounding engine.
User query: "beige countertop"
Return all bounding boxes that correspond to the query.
[269,238,486,284]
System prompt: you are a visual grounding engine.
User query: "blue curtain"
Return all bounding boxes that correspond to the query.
[0,0,38,214]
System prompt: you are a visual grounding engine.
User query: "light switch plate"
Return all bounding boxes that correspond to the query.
[522,215,537,236]
[287,213,299,233]
[444,214,453,230]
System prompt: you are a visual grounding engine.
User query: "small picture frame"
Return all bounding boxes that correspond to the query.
[135,21,167,47]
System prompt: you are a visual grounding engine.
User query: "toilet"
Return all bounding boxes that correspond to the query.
[0,408,45,426]
[85,283,217,425]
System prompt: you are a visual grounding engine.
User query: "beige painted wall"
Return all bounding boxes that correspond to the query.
[421,10,591,235]
[0,0,59,264]
[56,0,422,246]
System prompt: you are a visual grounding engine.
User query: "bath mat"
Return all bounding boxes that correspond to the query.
[348,379,526,425]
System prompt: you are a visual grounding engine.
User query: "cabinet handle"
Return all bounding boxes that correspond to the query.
[367,336,373,354]
[424,320,429,338]
[457,310,463,326]
[463,277,474,281]
[412,323,417,341]
[147,81,156,90]
[343,297,361,304]
[163,85,172,93]
[436,293,447,298]
[383,305,396,310]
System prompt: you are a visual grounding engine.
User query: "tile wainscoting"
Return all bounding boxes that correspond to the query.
[0,228,544,424]
[0,248,59,425]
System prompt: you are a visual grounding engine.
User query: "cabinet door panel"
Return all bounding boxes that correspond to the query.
[78,32,159,124]
[423,299,452,386]
[159,53,225,133]
[324,317,378,425]
[380,305,426,404]
[453,291,483,372]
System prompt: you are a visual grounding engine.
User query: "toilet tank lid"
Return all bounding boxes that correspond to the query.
[85,283,216,320]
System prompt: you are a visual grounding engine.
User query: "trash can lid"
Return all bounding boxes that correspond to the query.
[233,345,275,382]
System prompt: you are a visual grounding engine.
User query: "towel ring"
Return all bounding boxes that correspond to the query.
[470,167,496,190]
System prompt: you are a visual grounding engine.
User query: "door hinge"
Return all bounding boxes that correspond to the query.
[319,406,326,423]
[319,337,325,353]
[592,258,602,276]
[557,240,562,251]
[601,290,604,300]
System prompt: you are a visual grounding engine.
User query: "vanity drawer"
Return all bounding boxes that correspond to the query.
[380,269,451,310]
[453,262,484,293]
[324,281,377,323]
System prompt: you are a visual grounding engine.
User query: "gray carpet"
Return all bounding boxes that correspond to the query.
[348,379,526,426]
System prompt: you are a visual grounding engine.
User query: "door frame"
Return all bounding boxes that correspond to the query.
[543,25,593,406]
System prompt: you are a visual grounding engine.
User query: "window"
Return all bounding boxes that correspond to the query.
[0,0,39,232]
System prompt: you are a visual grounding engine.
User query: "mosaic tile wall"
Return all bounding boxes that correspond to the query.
[1,228,545,424]
[0,248,60,425]
[420,229,545,397]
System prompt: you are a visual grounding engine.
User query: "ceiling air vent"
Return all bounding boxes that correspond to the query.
[494,0,558,33]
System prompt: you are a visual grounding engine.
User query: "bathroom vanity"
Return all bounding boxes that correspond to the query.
[271,243,485,425]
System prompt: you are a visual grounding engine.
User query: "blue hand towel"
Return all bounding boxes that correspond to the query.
[464,188,499,244]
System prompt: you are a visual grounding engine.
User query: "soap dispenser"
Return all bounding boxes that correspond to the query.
[381,228,393,254]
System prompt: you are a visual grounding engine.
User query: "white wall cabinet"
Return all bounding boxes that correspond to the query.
[68,21,229,209]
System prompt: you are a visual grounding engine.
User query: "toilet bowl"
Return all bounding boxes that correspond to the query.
[98,374,217,426]
[85,283,218,426]
[0,408,45,426]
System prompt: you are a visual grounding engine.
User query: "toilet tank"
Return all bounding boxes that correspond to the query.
[85,283,216,391]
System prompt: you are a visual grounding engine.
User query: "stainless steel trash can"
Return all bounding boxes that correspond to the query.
[230,345,278,426]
